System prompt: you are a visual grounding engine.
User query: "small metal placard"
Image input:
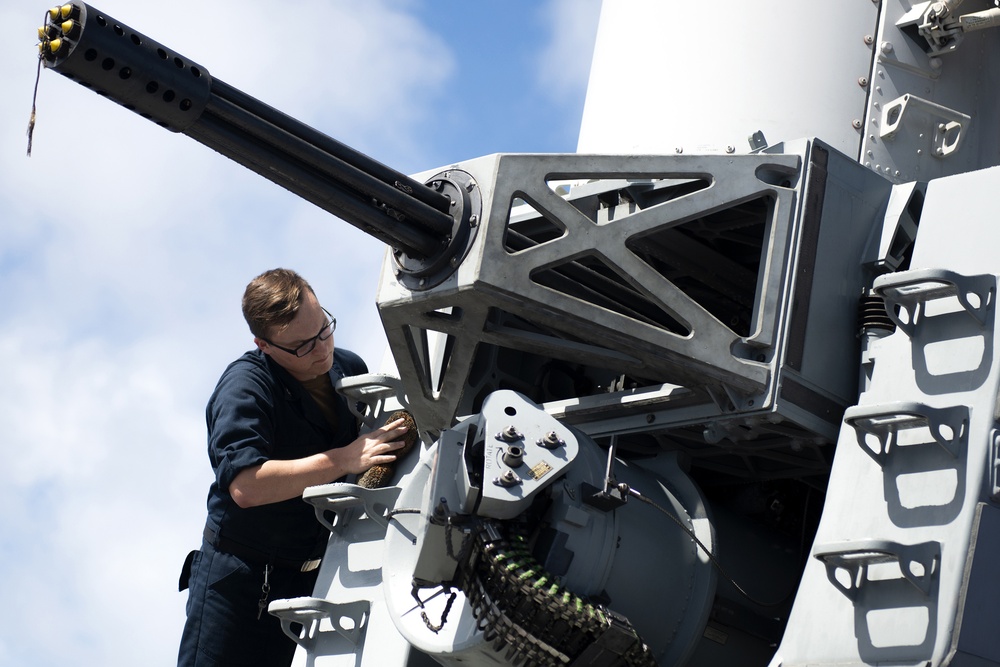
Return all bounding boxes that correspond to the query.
[528,461,553,480]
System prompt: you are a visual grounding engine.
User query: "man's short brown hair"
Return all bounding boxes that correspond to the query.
[242,268,316,339]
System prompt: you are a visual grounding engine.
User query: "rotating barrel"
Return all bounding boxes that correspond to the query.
[36,3,478,283]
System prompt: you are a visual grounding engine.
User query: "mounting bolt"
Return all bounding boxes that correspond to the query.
[852,119,863,130]
[864,34,874,45]
[537,431,565,449]
[498,425,523,442]
[494,469,521,487]
[858,77,869,88]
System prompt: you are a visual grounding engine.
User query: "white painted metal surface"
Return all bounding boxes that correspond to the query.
[577,0,879,159]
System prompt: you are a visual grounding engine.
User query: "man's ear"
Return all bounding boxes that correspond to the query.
[253,337,269,354]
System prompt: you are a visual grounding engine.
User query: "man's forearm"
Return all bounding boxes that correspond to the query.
[228,452,344,508]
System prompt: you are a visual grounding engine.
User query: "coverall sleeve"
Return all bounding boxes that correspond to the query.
[205,363,275,493]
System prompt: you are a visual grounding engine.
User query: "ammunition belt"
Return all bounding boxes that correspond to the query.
[457,519,657,667]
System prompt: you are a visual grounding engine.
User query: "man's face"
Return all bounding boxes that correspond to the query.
[254,290,335,382]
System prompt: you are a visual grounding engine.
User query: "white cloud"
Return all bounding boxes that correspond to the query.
[0,331,208,664]
[536,0,603,103]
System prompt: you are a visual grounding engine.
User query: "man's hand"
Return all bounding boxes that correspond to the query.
[334,417,410,475]
[229,417,409,508]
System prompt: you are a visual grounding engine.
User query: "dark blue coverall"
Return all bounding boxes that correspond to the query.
[177,347,366,666]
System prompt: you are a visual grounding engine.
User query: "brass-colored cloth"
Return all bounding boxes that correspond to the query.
[357,411,418,488]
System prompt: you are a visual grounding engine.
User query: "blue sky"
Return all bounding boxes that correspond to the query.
[0,1,600,664]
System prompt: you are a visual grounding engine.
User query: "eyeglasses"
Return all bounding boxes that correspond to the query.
[264,308,336,357]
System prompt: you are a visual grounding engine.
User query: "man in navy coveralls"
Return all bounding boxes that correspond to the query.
[177,268,408,666]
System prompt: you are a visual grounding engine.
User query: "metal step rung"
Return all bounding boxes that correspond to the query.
[303,483,403,533]
[873,268,995,336]
[335,373,406,429]
[843,401,967,464]
[814,539,940,598]
[268,597,370,647]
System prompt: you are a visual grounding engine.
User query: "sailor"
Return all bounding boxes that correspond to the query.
[177,268,408,666]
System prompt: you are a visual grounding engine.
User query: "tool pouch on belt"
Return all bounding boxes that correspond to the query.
[178,549,200,592]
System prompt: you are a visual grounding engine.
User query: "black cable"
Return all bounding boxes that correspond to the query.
[621,483,795,608]
[27,33,45,157]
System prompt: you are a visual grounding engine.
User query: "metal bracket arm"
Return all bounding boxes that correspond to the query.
[814,539,941,598]
[879,95,970,159]
[873,268,995,336]
[844,401,968,464]
[268,597,370,647]
[335,373,407,429]
[303,483,403,532]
